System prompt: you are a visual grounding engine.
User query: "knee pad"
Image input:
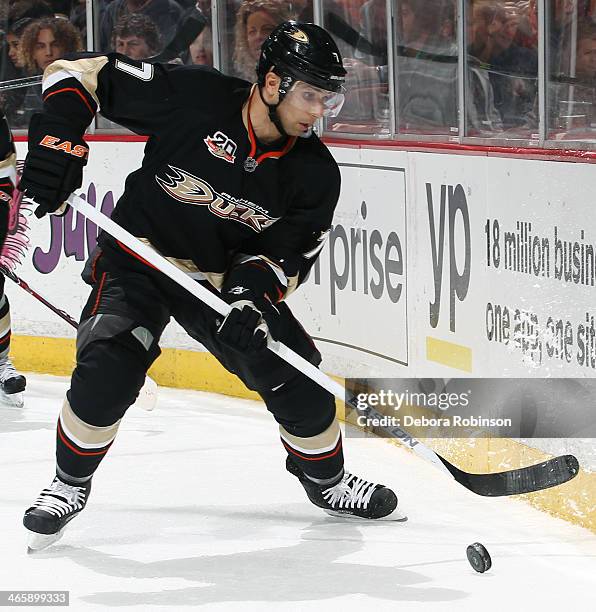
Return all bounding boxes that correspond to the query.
[70,314,161,426]
[77,313,161,367]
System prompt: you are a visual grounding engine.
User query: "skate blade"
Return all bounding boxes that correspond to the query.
[0,391,24,408]
[324,508,408,522]
[27,529,65,553]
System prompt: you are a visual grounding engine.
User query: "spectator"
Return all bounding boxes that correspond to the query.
[469,1,508,64]
[550,0,580,75]
[529,22,596,134]
[490,3,538,129]
[514,0,538,49]
[357,0,388,64]
[391,0,502,134]
[5,19,31,75]
[15,17,82,127]
[6,0,54,24]
[185,24,213,66]
[112,13,162,58]
[398,0,416,44]
[440,2,457,44]
[287,0,312,21]
[300,1,361,62]
[45,1,74,17]
[398,0,451,49]
[574,22,596,79]
[395,0,460,132]
[335,0,388,125]
[70,0,110,43]
[20,16,82,74]
[100,0,183,52]
[232,0,295,82]
[1,3,55,125]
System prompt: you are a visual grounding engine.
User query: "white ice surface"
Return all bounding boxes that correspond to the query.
[1,374,595,611]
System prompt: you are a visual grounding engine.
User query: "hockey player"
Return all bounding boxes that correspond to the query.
[0,108,27,405]
[19,21,400,549]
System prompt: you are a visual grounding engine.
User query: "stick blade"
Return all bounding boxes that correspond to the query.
[443,454,580,497]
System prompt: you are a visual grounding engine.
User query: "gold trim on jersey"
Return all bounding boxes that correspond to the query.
[137,238,226,290]
[134,240,297,298]
[0,152,16,183]
[284,274,299,298]
[43,56,109,107]
[258,254,298,299]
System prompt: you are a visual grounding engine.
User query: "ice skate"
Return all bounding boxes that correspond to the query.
[0,357,26,407]
[286,457,406,521]
[23,476,91,552]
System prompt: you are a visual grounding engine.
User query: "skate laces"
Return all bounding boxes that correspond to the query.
[31,478,87,517]
[0,358,19,383]
[322,472,378,509]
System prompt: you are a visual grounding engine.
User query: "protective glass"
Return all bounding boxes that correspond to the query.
[283,81,346,117]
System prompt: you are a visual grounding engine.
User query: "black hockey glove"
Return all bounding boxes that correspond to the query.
[19,113,88,219]
[217,293,281,355]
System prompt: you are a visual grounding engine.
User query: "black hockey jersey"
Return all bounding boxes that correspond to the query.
[0,108,16,247]
[37,54,341,300]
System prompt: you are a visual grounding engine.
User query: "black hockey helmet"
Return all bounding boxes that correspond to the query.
[257,21,346,95]
[256,22,346,137]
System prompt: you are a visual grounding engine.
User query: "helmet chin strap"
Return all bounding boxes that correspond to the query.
[258,84,289,139]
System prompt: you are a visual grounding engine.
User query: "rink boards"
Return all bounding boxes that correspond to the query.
[6,139,596,532]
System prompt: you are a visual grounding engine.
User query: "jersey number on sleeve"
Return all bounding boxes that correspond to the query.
[115,59,154,81]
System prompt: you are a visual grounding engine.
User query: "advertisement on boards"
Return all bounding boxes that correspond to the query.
[289,149,408,377]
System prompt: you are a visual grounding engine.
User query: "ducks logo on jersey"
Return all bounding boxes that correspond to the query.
[155,165,278,232]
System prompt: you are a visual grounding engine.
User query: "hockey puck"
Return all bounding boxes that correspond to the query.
[466,542,491,573]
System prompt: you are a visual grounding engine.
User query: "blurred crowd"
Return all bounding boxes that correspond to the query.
[1,0,596,139]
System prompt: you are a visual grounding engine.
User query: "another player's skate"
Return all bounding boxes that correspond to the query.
[23,476,91,551]
[286,457,406,521]
[0,357,26,407]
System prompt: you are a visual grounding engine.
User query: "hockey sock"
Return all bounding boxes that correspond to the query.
[280,419,344,483]
[55,399,122,482]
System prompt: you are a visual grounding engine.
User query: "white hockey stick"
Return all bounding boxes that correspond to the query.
[67,193,580,496]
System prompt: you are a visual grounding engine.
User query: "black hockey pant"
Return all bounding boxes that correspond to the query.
[55,253,343,485]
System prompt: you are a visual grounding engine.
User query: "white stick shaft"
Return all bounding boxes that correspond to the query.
[68,194,452,476]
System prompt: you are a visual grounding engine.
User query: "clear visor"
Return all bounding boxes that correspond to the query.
[283,81,345,118]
